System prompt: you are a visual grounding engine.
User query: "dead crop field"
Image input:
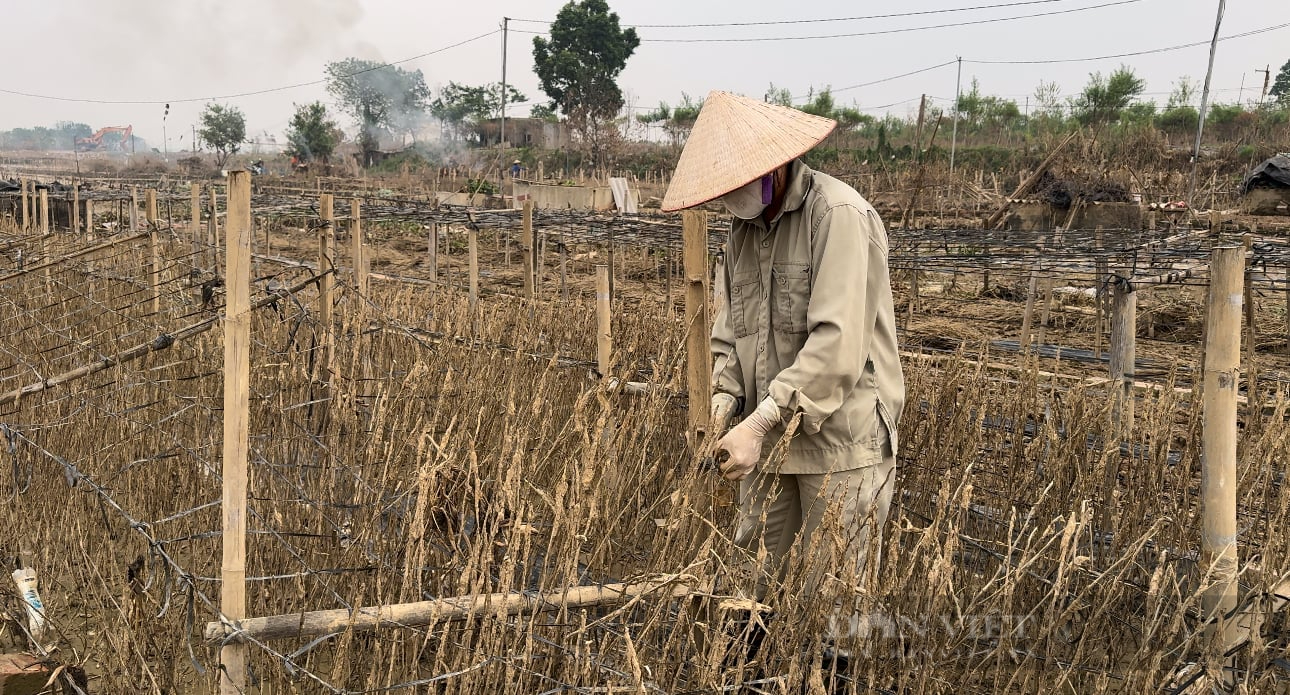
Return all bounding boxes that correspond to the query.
[2,178,1290,695]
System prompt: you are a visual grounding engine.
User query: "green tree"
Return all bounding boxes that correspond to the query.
[1271,59,1290,103]
[532,0,640,165]
[285,102,340,163]
[431,82,528,143]
[325,58,431,166]
[198,103,247,169]
[1071,65,1145,126]
[530,104,560,123]
[764,83,793,107]
[637,93,703,145]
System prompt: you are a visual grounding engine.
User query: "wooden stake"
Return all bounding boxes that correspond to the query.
[19,178,28,231]
[352,198,367,295]
[428,224,438,281]
[71,183,80,235]
[1201,245,1243,650]
[146,190,160,315]
[522,200,535,297]
[208,187,220,271]
[559,231,568,302]
[219,170,253,695]
[683,210,711,438]
[84,200,93,238]
[130,186,139,231]
[318,194,335,382]
[1019,237,1045,354]
[596,264,611,377]
[468,226,479,318]
[190,183,202,260]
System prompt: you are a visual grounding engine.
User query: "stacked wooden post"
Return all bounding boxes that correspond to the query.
[219,170,253,695]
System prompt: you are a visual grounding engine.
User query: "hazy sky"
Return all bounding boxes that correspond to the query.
[1,0,1285,148]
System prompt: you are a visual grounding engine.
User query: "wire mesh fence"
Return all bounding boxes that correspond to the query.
[0,186,1288,693]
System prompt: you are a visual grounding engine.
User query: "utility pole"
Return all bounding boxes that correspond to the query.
[500,16,509,200]
[1186,0,1226,211]
[949,56,962,176]
[1255,64,1271,107]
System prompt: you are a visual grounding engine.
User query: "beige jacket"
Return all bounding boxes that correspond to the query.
[712,160,904,475]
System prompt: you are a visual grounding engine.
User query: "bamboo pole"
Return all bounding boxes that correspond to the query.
[206,576,691,644]
[352,198,366,295]
[522,200,535,297]
[1201,245,1243,650]
[319,194,335,382]
[146,190,160,315]
[427,224,438,281]
[597,264,611,377]
[468,226,479,320]
[130,186,139,231]
[84,200,93,239]
[559,231,568,302]
[19,178,28,231]
[683,210,711,438]
[219,170,253,695]
[208,187,220,271]
[39,189,48,235]
[71,183,79,235]
[190,183,201,259]
[39,190,49,289]
[1018,237,1045,353]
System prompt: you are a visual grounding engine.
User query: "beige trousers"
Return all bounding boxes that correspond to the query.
[733,449,896,639]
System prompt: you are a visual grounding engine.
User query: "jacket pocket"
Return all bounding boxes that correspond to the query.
[771,262,810,334]
[728,272,760,339]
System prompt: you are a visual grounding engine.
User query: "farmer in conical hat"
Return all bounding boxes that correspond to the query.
[664,91,904,666]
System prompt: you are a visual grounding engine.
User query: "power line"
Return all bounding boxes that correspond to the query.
[510,0,1097,29]
[0,30,499,106]
[589,0,1141,44]
[792,61,959,102]
[965,21,1290,64]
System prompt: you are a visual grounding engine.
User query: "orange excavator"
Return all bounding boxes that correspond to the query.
[75,125,133,152]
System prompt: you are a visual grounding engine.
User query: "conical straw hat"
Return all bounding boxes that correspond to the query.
[662,91,836,212]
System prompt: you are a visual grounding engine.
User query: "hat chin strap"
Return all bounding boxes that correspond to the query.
[761,174,773,204]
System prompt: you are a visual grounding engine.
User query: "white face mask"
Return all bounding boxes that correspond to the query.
[721,176,770,220]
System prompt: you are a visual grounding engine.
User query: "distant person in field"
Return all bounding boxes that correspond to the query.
[511,159,522,178]
[662,91,904,672]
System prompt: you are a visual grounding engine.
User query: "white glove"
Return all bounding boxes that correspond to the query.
[716,396,782,481]
[710,392,738,435]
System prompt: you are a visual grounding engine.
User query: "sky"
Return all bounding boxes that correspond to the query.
[0,0,1286,149]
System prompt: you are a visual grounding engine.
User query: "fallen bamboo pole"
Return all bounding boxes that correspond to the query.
[205,576,693,644]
